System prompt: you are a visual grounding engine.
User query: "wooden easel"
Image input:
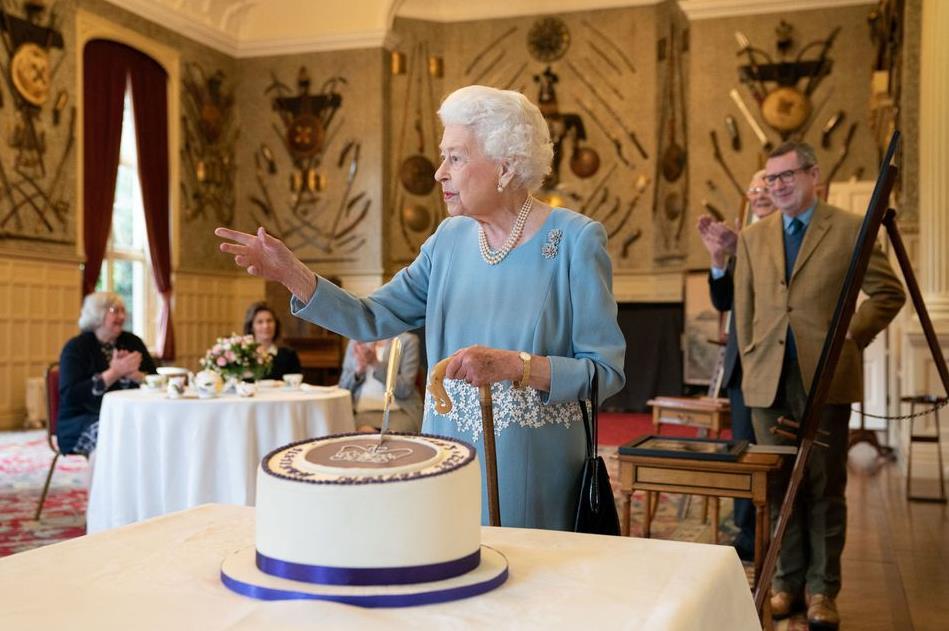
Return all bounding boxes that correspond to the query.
[753,131,949,616]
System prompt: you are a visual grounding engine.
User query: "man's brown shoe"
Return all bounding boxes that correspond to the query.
[807,594,840,630]
[770,590,804,620]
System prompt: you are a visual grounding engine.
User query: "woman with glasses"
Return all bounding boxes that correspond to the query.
[57,292,156,456]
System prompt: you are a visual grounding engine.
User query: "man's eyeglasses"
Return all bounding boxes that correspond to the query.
[108,305,126,315]
[746,186,768,197]
[763,165,814,186]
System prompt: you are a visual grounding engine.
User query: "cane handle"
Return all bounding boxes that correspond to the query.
[428,357,453,414]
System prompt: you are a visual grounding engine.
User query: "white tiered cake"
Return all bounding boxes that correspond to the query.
[220,433,509,606]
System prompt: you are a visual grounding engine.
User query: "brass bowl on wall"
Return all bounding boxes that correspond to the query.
[761,86,811,133]
[402,204,432,232]
[399,155,436,196]
[569,146,600,179]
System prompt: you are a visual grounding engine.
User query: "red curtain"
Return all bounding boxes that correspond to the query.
[81,40,128,296]
[129,55,175,360]
[82,40,175,360]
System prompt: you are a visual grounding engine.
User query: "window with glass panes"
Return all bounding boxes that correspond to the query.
[95,83,157,347]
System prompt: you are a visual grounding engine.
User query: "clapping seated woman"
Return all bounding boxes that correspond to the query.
[339,332,423,434]
[57,292,157,456]
[244,302,301,380]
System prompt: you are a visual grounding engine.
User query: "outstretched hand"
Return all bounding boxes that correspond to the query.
[215,227,293,281]
[215,227,317,302]
[696,215,738,268]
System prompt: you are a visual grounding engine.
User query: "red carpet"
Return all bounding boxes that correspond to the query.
[599,411,714,446]
[0,431,88,557]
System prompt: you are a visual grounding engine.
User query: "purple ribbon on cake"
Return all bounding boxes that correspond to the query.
[220,566,509,607]
[256,548,481,586]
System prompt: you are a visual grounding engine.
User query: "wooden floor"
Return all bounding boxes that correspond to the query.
[780,443,949,630]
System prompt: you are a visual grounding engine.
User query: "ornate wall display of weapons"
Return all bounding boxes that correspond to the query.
[0,0,72,243]
[456,15,644,259]
[249,67,366,257]
[392,40,444,257]
[533,66,599,190]
[735,26,841,139]
[652,26,689,260]
[181,62,236,224]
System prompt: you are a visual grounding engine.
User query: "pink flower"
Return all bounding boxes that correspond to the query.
[216,356,227,367]
[225,351,236,362]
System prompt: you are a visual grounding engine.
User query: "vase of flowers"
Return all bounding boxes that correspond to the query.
[200,334,272,391]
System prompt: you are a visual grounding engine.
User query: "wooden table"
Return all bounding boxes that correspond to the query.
[647,396,731,437]
[617,450,784,582]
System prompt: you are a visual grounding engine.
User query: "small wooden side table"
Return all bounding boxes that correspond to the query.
[617,450,783,582]
[647,396,731,438]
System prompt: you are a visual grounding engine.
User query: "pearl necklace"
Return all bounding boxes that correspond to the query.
[478,196,534,265]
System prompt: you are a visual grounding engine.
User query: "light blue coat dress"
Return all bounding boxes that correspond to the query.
[292,208,626,530]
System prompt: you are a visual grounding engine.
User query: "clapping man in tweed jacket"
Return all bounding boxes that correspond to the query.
[734,142,905,629]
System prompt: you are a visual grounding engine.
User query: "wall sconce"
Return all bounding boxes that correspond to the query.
[427,55,443,78]
[391,50,406,75]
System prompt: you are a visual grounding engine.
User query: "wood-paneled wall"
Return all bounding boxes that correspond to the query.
[0,255,81,429]
[173,271,265,372]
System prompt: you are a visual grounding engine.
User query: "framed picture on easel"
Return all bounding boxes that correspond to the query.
[682,270,723,386]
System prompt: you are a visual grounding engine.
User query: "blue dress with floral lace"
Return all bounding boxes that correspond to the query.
[292,208,626,530]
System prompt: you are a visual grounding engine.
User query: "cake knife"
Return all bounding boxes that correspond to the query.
[377,336,402,444]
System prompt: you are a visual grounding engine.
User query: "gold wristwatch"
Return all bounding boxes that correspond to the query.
[514,351,532,389]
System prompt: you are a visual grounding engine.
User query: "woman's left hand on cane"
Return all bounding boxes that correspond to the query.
[444,345,520,387]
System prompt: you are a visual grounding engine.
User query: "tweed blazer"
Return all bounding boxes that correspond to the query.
[734,200,905,407]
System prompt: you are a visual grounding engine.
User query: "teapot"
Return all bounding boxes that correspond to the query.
[193,370,223,399]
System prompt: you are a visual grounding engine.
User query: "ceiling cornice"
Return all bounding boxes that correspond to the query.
[101,0,876,58]
[233,30,393,58]
[394,0,661,23]
[679,0,875,21]
[102,0,242,56]
[102,0,392,57]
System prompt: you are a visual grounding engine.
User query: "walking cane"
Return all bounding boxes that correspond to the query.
[429,358,501,526]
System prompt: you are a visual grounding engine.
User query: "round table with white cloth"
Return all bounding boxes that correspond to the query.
[86,385,354,533]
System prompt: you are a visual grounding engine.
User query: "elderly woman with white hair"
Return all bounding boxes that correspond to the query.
[57,291,156,456]
[216,85,626,530]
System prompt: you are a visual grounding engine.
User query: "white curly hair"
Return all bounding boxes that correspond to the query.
[78,291,124,332]
[437,85,553,192]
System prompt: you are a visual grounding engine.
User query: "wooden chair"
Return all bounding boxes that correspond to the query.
[34,362,81,521]
[36,363,62,520]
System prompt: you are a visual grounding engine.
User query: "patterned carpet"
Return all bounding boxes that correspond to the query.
[0,431,88,557]
[0,430,738,559]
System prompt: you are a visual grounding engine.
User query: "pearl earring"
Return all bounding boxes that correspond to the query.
[497,182,504,193]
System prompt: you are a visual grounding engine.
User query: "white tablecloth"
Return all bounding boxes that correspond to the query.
[0,505,759,630]
[87,388,353,533]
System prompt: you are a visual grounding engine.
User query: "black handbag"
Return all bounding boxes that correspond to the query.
[573,372,621,535]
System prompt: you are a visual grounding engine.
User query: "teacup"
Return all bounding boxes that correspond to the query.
[196,381,218,399]
[166,375,187,399]
[236,382,257,398]
[144,374,167,390]
[283,373,303,389]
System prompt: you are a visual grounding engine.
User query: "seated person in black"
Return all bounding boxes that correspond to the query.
[243,302,301,380]
[57,292,156,456]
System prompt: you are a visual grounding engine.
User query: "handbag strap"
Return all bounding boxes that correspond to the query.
[579,371,599,459]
